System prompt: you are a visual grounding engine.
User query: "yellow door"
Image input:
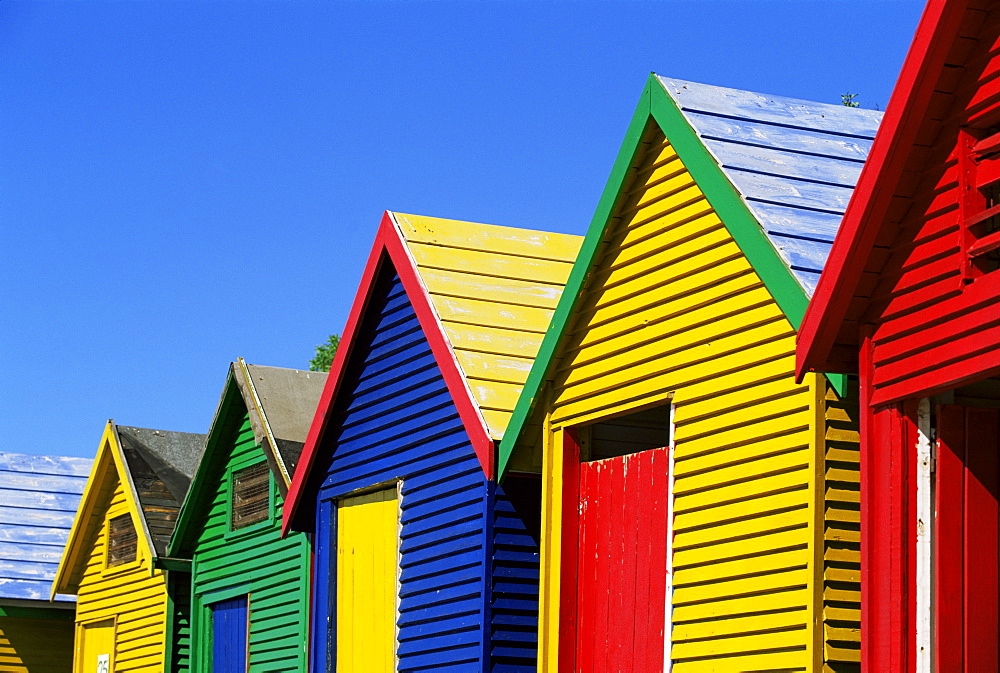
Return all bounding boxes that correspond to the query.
[78,619,114,673]
[337,488,399,673]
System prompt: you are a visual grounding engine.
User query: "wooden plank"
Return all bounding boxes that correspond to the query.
[554,341,797,424]
[561,264,761,354]
[673,463,810,515]
[872,322,1000,388]
[408,241,574,286]
[395,212,581,263]
[440,321,544,359]
[673,526,810,572]
[0,453,92,476]
[429,294,554,333]
[454,351,533,387]
[872,348,1000,406]
[659,76,880,138]
[421,268,566,310]
[574,448,668,673]
[672,608,806,643]
[963,407,999,671]
[673,547,809,587]
[557,302,787,389]
[935,405,967,673]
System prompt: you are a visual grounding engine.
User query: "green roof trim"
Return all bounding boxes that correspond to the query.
[167,371,242,557]
[498,74,840,477]
[497,79,654,478]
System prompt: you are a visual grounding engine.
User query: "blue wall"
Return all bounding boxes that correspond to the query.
[309,265,543,673]
[490,477,541,672]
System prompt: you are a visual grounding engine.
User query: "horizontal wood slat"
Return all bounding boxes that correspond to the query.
[546,126,817,671]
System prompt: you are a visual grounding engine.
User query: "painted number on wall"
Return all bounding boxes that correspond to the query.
[96,654,110,673]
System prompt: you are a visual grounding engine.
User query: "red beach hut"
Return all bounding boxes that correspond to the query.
[797,0,1000,670]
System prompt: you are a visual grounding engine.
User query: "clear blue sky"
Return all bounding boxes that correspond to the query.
[3,0,924,459]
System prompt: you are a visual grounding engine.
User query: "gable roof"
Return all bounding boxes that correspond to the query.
[796,0,979,378]
[0,452,91,605]
[240,361,328,484]
[497,74,880,477]
[52,421,205,596]
[169,361,327,555]
[283,211,581,532]
[659,77,881,295]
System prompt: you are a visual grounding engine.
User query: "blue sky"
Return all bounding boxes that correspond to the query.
[3,0,924,459]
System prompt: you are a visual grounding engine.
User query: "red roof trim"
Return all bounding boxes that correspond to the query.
[796,0,967,379]
[384,216,495,481]
[282,212,494,535]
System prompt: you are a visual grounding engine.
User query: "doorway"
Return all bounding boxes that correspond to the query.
[78,619,114,673]
[563,403,673,673]
[210,596,248,672]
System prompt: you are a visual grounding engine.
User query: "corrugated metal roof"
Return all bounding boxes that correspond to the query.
[393,213,582,440]
[657,76,882,295]
[0,452,92,603]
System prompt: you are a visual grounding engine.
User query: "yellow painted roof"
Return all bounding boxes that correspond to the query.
[393,212,582,440]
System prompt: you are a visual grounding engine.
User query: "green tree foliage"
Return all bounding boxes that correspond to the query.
[841,92,860,108]
[309,334,340,372]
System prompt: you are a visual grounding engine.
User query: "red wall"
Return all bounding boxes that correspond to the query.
[866,7,1000,406]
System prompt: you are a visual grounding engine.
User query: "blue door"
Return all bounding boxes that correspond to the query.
[211,596,248,672]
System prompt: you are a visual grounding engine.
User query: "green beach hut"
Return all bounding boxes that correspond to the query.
[167,359,326,671]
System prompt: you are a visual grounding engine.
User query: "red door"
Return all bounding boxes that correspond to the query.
[573,446,670,673]
[936,405,1000,671]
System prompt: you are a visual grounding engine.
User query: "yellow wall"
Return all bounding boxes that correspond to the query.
[536,125,859,672]
[0,617,74,672]
[821,383,861,670]
[74,475,168,673]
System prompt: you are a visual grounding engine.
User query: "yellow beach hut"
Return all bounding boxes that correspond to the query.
[52,422,204,673]
[498,76,880,672]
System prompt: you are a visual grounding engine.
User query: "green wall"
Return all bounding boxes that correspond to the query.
[181,403,310,671]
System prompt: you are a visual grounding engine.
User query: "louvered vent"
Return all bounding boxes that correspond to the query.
[232,462,270,529]
[107,513,137,566]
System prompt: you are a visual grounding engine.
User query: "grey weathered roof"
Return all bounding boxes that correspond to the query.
[657,76,882,295]
[239,362,327,478]
[0,453,92,603]
[116,426,206,556]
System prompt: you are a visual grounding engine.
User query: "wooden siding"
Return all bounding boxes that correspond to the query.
[657,76,880,295]
[0,453,91,602]
[536,124,859,671]
[74,474,168,673]
[166,572,192,673]
[490,478,541,673]
[0,616,73,672]
[860,6,1000,405]
[188,411,309,671]
[313,266,538,673]
[395,213,580,440]
[822,380,861,671]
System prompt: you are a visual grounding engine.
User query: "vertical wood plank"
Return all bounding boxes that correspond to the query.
[573,454,592,673]
[963,408,999,672]
[936,405,965,672]
[574,447,668,673]
[647,448,668,673]
[558,428,580,673]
